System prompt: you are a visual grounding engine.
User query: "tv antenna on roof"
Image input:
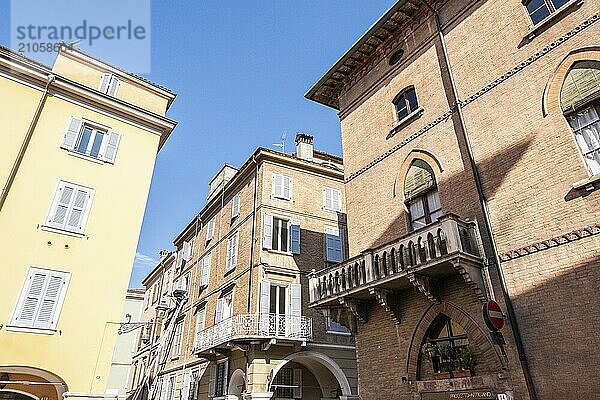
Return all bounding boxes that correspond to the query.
[272,132,287,153]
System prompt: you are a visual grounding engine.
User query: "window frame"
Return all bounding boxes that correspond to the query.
[231,192,240,218]
[172,319,184,359]
[326,316,351,336]
[206,218,215,241]
[325,225,343,263]
[225,232,238,272]
[523,0,577,27]
[323,187,342,212]
[61,117,121,164]
[272,173,292,201]
[214,360,228,398]
[99,72,120,96]
[407,189,442,231]
[8,266,71,333]
[393,86,419,122]
[201,252,212,287]
[43,180,95,236]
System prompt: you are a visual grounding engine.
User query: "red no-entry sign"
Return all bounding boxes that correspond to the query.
[483,300,504,331]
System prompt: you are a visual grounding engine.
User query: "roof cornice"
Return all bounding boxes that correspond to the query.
[305,0,426,109]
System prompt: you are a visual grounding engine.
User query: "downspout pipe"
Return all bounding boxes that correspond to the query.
[421,2,537,399]
[0,73,55,213]
[247,155,259,313]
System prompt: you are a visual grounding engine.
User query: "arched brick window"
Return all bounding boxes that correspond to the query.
[561,60,600,175]
[421,315,472,379]
[404,159,442,230]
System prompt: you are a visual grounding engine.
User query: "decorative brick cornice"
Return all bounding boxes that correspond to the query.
[499,224,600,262]
[462,13,599,108]
[344,13,599,184]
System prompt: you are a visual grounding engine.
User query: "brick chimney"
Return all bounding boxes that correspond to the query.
[295,133,314,161]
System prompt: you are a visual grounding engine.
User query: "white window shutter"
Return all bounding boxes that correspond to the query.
[324,188,333,210]
[290,220,301,254]
[65,187,92,234]
[108,76,120,96]
[333,189,341,211]
[206,219,215,241]
[62,117,82,150]
[208,364,217,397]
[182,371,191,400]
[175,251,183,270]
[102,130,120,163]
[293,369,303,399]
[215,298,224,324]
[201,254,211,286]
[260,281,270,315]
[160,378,168,400]
[35,274,65,329]
[231,193,240,218]
[283,176,291,200]
[289,284,301,317]
[99,73,111,93]
[49,182,75,227]
[263,213,273,250]
[325,227,342,262]
[273,174,283,197]
[15,271,47,326]
[183,241,192,261]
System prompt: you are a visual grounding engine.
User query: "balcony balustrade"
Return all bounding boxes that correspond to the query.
[194,313,313,354]
[308,213,485,308]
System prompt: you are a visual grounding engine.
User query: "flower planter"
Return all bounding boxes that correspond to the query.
[452,370,473,378]
[434,371,451,380]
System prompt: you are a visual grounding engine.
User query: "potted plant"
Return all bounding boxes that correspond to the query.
[421,342,451,379]
[452,347,475,378]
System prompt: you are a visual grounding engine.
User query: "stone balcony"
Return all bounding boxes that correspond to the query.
[194,313,313,356]
[308,214,487,327]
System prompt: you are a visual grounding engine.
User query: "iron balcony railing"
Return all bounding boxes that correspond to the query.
[308,213,482,305]
[194,313,313,354]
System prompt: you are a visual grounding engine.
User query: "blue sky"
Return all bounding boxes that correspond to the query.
[0,1,396,287]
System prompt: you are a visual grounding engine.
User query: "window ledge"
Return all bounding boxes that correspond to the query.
[267,249,294,257]
[323,207,342,213]
[326,330,352,336]
[525,0,584,40]
[572,173,600,191]
[65,150,105,164]
[5,325,57,335]
[271,195,292,202]
[40,225,85,238]
[387,107,424,139]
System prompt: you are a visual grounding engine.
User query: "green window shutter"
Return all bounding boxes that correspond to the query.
[561,61,600,113]
[404,159,436,199]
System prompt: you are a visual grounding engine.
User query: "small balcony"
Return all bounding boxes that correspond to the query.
[308,214,486,315]
[194,313,313,355]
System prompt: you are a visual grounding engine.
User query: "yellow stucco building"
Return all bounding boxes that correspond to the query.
[0,45,176,400]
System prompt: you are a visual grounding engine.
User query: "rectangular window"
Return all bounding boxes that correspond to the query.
[323,187,341,212]
[263,214,301,254]
[61,117,121,163]
[172,320,184,358]
[326,317,350,335]
[226,233,238,272]
[567,106,600,175]
[524,0,571,25]
[273,368,294,398]
[394,87,419,121]
[231,192,240,218]
[214,361,228,397]
[215,291,234,323]
[194,307,206,347]
[201,253,211,287]
[325,226,343,262]
[44,180,94,235]
[99,73,120,96]
[273,174,291,200]
[10,267,70,331]
[408,190,442,230]
[206,218,215,241]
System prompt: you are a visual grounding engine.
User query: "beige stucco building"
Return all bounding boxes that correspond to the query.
[128,135,358,400]
[0,45,176,400]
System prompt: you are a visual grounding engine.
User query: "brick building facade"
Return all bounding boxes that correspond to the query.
[306,1,600,399]
[128,136,359,400]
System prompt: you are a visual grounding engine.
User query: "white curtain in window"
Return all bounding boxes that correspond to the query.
[568,107,600,175]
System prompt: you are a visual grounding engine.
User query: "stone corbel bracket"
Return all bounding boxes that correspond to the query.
[339,297,368,324]
[368,288,401,325]
[452,261,487,303]
[408,273,439,303]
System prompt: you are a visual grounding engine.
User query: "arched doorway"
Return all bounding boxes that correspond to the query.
[227,369,246,399]
[0,366,67,400]
[267,352,353,400]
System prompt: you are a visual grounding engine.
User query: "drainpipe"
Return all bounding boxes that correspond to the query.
[421,2,537,399]
[247,155,259,313]
[0,73,55,213]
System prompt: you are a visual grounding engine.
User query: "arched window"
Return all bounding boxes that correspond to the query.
[421,315,472,377]
[393,87,418,121]
[404,159,442,230]
[561,60,600,175]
